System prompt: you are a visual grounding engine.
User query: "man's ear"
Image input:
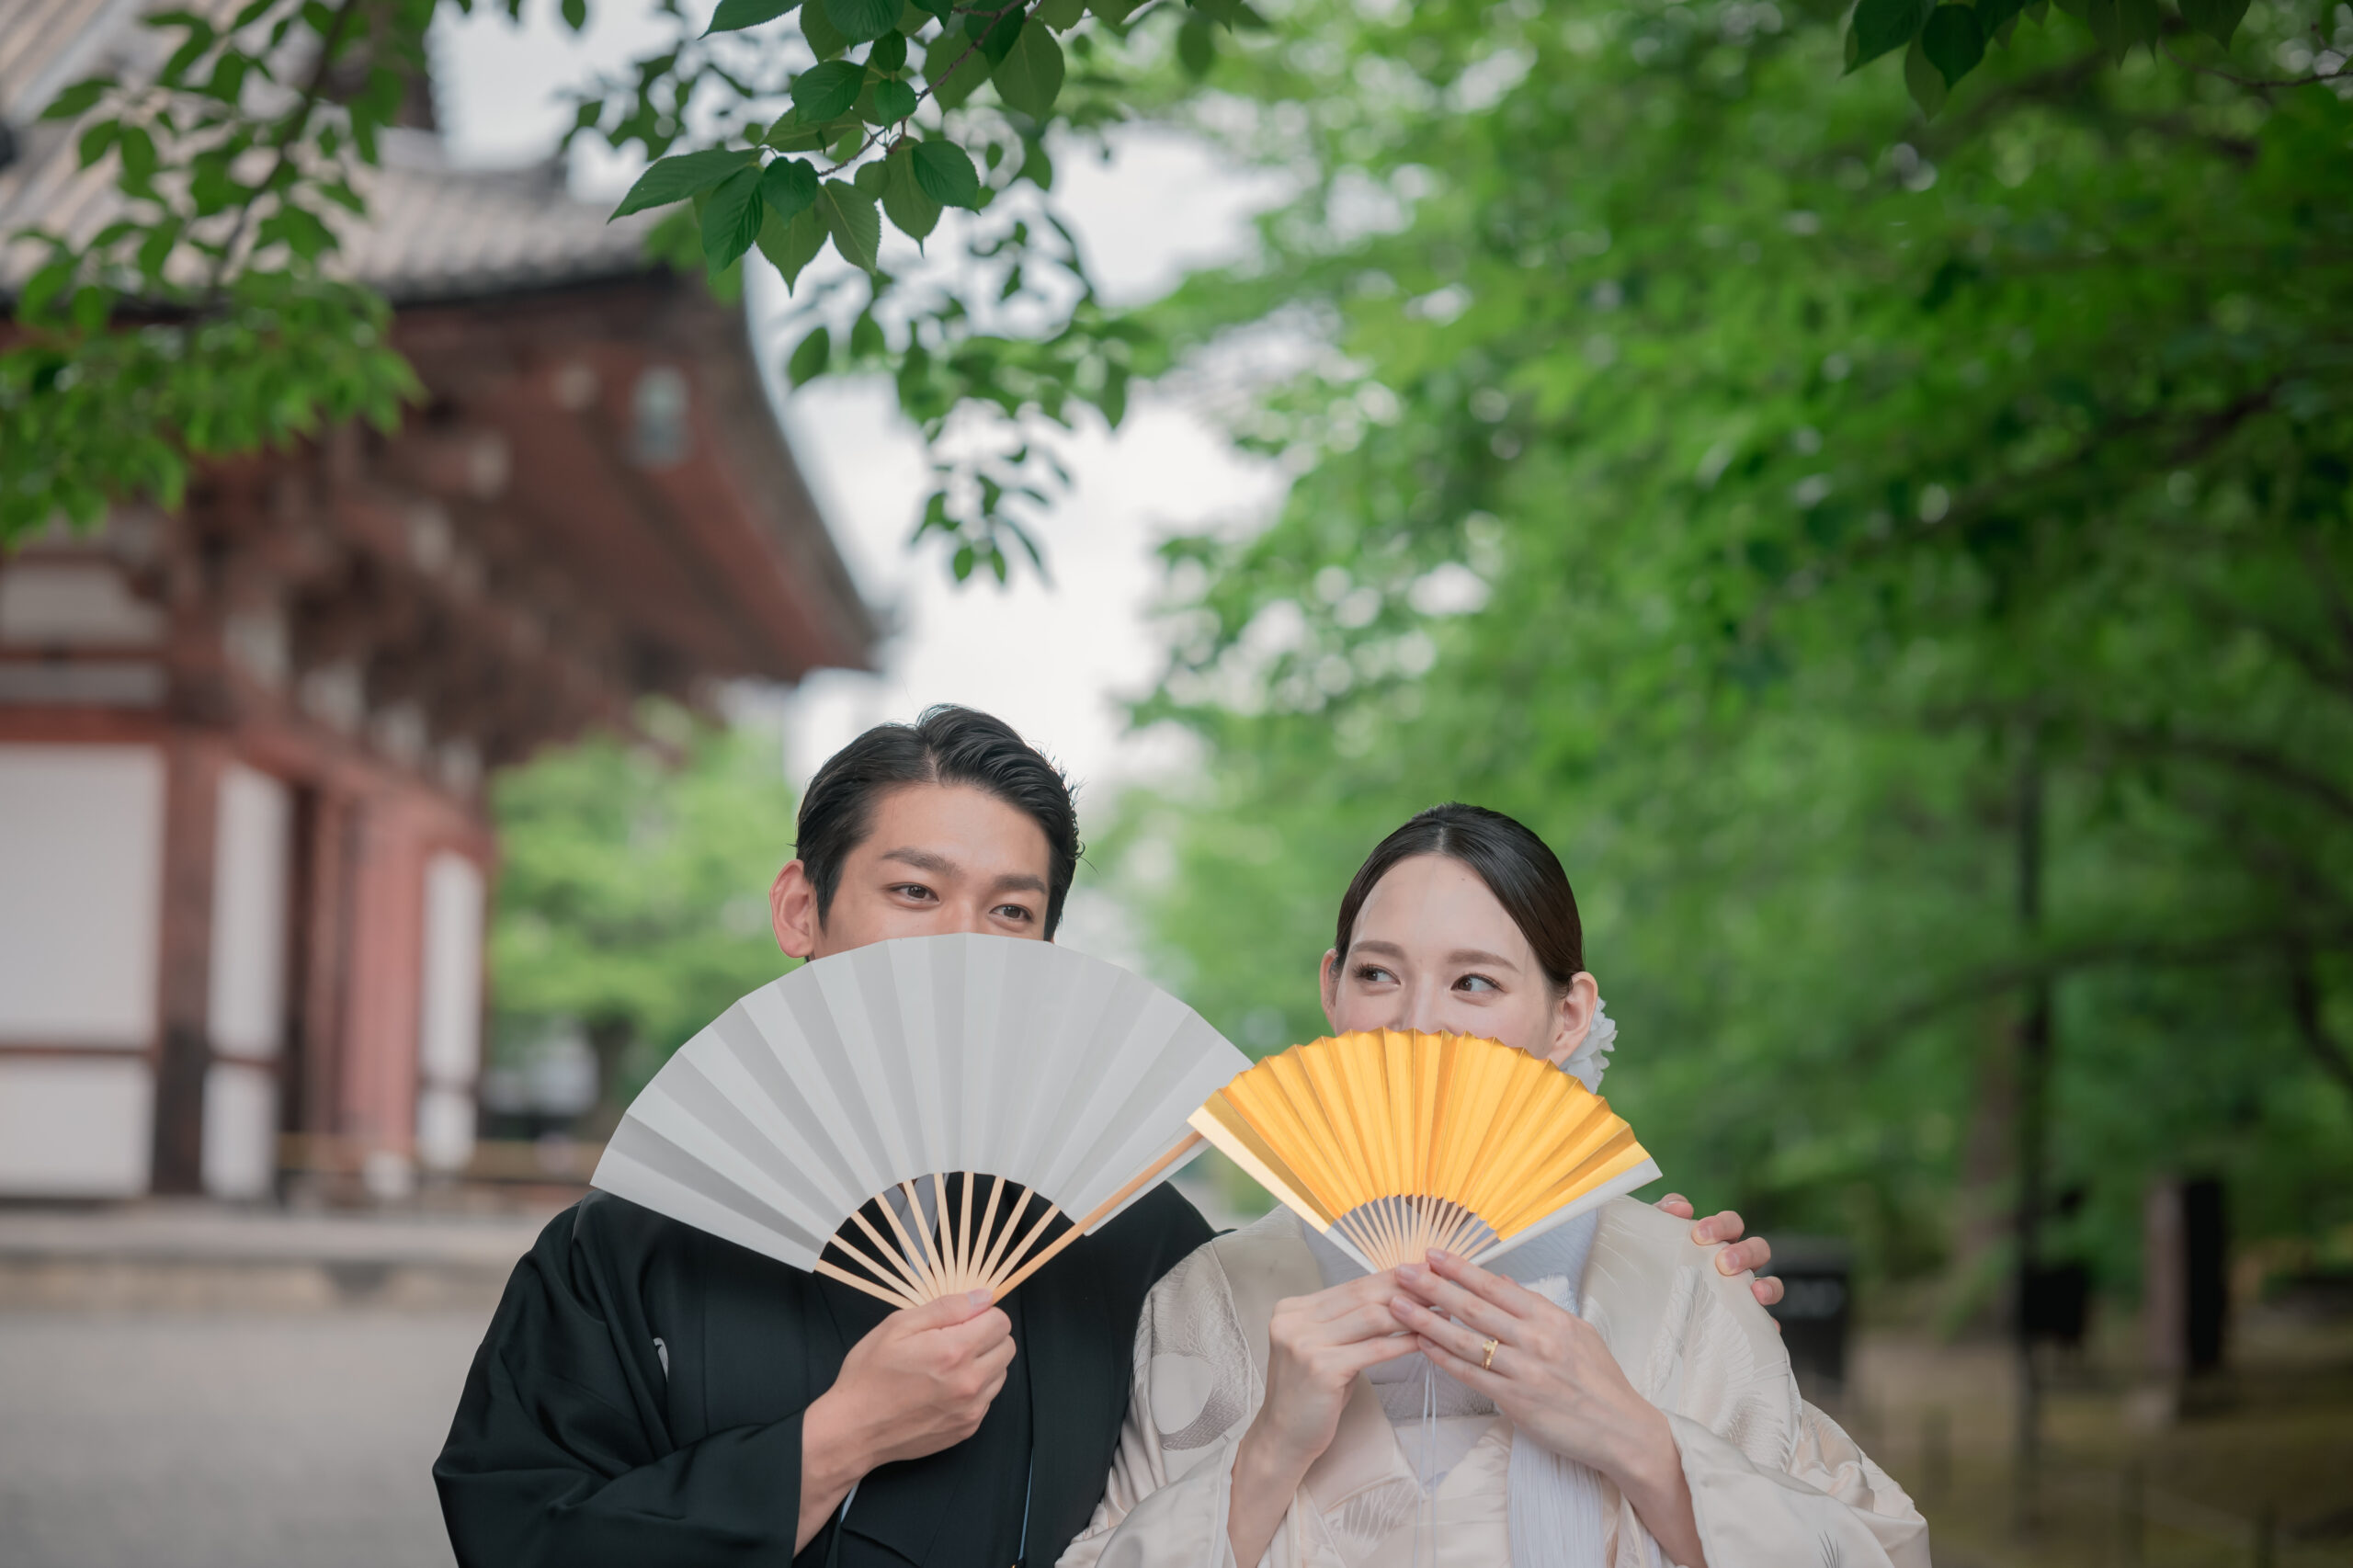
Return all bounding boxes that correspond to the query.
[1542,971,1601,1068]
[1319,948,1343,1032]
[770,860,822,960]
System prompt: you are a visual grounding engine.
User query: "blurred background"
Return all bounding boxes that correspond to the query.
[2,0,2350,1562]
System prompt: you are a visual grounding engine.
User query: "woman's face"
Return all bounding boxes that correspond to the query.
[1321,853,1598,1066]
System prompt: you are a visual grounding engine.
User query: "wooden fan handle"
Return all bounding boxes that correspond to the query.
[814,1259,922,1311]
[992,1132,1205,1300]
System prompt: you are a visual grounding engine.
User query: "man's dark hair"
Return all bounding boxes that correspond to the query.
[795,705,1083,936]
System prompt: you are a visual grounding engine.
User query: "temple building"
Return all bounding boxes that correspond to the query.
[0,2,874,1199]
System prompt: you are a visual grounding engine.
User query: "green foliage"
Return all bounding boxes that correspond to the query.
[488,714,800,1110]
[1106,0,2353,1300]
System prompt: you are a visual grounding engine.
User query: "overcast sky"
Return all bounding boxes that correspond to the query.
[429,1,1289,816]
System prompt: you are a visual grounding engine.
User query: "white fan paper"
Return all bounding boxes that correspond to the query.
[592,933,1247,1306]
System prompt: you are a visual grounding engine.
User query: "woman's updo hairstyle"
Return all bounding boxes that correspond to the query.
[1332,803,1585,988]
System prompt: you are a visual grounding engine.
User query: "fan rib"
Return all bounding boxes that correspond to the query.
[903,1179,952,1297]
[821,1226,928,1306]
[990,1197,1066,1292]
[994,1131,1208,1299]
[846,1205,936,1301]
[973,1183,1039,1289]
[952,1170,978,1293]
[815,1258,923,1310]
[877,1183,944,1300]
[930,1171,960,1292]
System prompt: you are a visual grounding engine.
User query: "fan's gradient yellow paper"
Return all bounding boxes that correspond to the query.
[1189,1030,1660,1272]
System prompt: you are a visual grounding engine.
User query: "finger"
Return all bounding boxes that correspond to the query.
[1390,1294,1505,1369]
[1395,1266,1520,1342]
[1422,1251,1550,1320]
[1333,1331,1425,1374]
[936,1304,1014,1353]
[1717,1237,1771,1277]
[1689,1209,1744,1245]
[1751,1275,1785,1310]
[1654,1193,1695,1221]
[1415,1334,1512,1396]
[1315,1301,1409,1345]
[973,1334,1018,1376]
[1302,1272,1404,1323]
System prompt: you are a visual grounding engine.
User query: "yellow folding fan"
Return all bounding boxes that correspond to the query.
[1189,1029,1661,1272]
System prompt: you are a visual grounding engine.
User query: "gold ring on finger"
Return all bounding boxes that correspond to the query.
[1481,1336,1499,1369]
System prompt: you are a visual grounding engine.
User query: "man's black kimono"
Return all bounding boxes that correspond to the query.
[434,1184,1212,1568]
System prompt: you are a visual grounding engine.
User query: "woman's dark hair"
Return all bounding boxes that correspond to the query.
[796,705,1082,936]
[1332,803,1585,986]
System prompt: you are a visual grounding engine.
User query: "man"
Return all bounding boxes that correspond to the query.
[434,705,1776,1568]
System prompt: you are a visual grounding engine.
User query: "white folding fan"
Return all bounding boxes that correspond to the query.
[591,933,1249,1308]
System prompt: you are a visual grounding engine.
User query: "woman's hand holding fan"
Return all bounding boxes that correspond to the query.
[1389,1250,1707,1568]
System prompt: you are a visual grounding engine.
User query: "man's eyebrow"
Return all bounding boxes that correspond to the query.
[878,847,957,876]
[986,872,1051,897]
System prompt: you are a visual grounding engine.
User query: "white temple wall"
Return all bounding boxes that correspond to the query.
[202,762,291,1198]
[414,849,484,1173]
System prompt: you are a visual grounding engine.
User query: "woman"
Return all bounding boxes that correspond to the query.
[1062,805,1928,1568]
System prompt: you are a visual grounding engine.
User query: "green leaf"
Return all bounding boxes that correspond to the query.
[1092,0,1147,21]
[1037,0,1088,28]
[77,120,119,168]
[1976,0,2027,34]
[924,31,985,110]
[757,203,827,290]
[561,0,587,28]
[2177,0,2249,44]
[229,0,275,28]
[763,109,829,152]
[817,178,882,270]
[2083,0,2123,54]
[707,0,796,32]
[1845,0,1928,72]
[792,59,867,121]
[824,0,899,43]
[117,125,159,185]
[1919,6,1984,85]
[911,139,982,207]
[849,312,886,358]
[992,21,1065,117]
[1019,136,1053,190]
[869,30,909,73]
[1177,12,1216,75]
[854,157,890,194]
[699,165,765,267]
[883,144,943,242]
[2116,0,2162,53]
[872,77,918,121]
[908,0,954,21]
[1903,34,1948,116]
[968,8,1024,65]
[801,0,851,57]
[40,78,108,121]
[788,325,833,385]
[612,148,755,218]
[761,157,820,224]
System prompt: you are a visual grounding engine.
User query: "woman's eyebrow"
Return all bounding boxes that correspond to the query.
[1447,949,1520,971]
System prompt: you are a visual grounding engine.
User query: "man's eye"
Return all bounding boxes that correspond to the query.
[993,903,1034,923]
[892,883,938,903]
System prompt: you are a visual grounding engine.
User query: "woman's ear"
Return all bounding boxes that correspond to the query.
[1541,971,1602,1068]
[1319,948,1344,1032]
[770,860,821,960]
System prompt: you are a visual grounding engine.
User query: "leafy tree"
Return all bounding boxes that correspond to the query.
[6,0,2344,578]
[1100,0,2353,1306]
[488,710,799,1118]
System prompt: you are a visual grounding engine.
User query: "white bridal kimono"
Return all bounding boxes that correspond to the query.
[1059,1201,1929,1568]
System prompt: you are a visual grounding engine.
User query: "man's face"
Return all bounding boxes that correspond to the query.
[769,782,1056,960]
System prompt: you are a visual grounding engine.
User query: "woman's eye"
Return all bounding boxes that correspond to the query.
[1455,973,1500,994]
[1354,965,1397,984]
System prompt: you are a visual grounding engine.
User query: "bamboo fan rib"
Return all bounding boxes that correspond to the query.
[591,934,1248,1306]
[1189,1029,1661,1274]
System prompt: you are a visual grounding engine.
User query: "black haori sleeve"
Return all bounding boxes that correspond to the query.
[432,1197,814,1568]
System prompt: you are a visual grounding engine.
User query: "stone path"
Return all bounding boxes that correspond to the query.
[0,1308,491,1568]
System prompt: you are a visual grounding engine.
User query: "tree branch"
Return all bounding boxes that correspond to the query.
[2288,954,2353,1098]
